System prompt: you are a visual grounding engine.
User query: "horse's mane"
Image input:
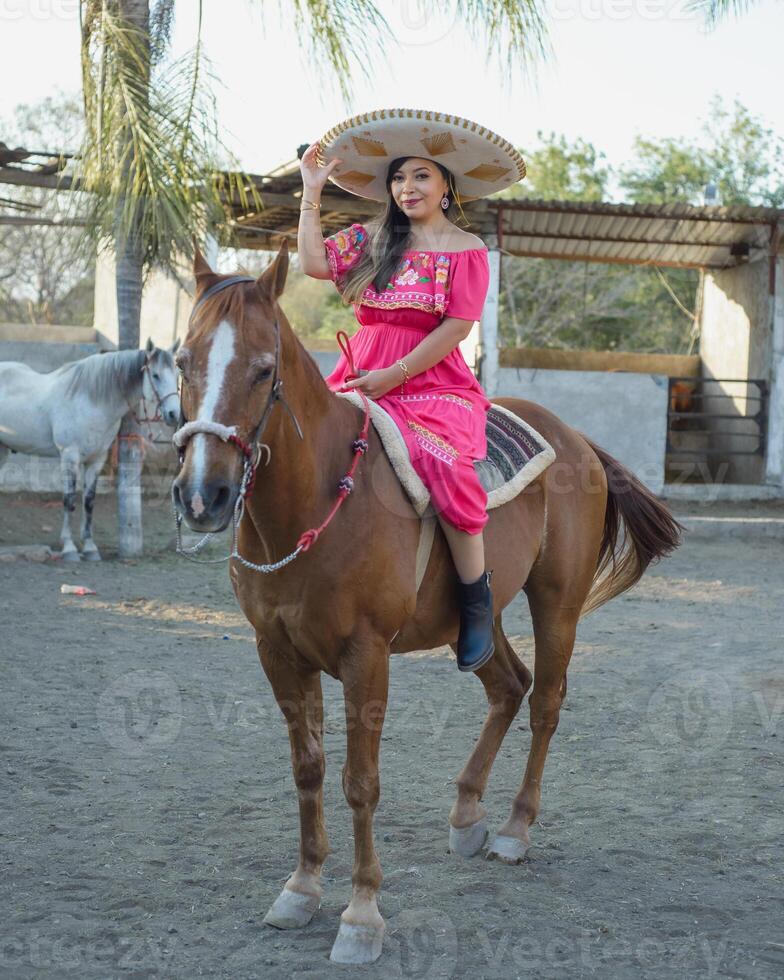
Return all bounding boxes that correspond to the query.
[62,349,147,404]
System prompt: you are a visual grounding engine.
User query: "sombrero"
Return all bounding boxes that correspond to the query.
[315,107,526,204]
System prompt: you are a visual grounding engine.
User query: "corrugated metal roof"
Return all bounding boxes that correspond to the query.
[226,161,782,269]
[493,198,782,269]
[3,148,780,269]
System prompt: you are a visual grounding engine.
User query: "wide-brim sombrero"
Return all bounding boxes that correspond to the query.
[315,107,526,204]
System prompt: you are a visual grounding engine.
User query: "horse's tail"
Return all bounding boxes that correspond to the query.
[579,435,685,619]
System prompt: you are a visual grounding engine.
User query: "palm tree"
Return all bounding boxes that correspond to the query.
[75,0,550,555]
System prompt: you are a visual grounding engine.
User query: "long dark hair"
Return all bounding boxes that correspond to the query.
[338,156,464,305]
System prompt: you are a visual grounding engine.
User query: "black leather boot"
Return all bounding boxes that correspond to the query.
[456,570,495,672]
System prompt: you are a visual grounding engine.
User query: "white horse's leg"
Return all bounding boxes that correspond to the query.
[59,447,81,561]
[80,453,107,561]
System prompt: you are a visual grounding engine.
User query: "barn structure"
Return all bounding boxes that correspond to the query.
[2,148,783,498]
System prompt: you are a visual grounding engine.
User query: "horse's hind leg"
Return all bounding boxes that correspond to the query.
[486,572,590,864]
[257,641,328,930]
[448,620,532,857]
[58,447,81,561]
[81,452,107,560]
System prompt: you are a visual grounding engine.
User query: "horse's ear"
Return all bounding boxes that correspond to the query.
[257,238,289,303]
[193,242,221,302]
[193,241,214,278]
[171,337,181,354]
[145,337,154,352]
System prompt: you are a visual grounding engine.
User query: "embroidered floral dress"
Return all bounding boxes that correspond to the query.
[323,222,492,534]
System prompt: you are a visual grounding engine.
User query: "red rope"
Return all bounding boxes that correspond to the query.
[295,330,370,553]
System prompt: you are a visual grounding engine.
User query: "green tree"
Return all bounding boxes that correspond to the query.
[510,131,609,201]
[0,95,93,325]
[617,138,710,204]
[619,97,784,206]
[498,129,701,354]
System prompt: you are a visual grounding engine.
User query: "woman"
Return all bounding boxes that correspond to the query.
[297,109,526,672]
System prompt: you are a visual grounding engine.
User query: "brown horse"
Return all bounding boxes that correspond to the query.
[172,242,683,965]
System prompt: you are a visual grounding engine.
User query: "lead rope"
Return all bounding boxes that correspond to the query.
[175,329,370,573]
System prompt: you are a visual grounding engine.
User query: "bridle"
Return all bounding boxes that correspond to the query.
[121,349,180,448]
[173,274,304,470]
[171,276,370,573]
[137,359,180,426]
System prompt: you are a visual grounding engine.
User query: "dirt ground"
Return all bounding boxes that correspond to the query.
[1,491,782,979]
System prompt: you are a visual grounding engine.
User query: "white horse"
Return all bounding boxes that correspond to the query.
[0,338,180,560]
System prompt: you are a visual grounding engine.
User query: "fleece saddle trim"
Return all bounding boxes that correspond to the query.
[336,393,557,595]
[337,392,556,517]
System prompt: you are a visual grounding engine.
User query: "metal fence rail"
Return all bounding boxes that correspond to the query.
[666,376,768,459]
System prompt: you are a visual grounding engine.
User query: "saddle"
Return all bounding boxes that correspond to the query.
[336,393,556,590]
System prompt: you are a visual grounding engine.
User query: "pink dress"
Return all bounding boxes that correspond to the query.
[323,222,492,534]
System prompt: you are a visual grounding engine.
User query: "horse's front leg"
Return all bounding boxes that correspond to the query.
[330,636,389,965]
[80,452,107,561]
[257,641,328,930]
[58,446,81,561]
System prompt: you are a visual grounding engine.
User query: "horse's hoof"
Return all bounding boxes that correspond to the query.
[329,921,385,965]
[448,817,488,858]
[82,547,102,562]
[486,834,529,864]
[263,887,320,929]
[61,549,81,562]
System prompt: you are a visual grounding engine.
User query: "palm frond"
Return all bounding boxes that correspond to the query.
[266,0,550,102]
[150,0,176,65]
[74,1,259,274]
[683,0,759,27]
[454,0,551,78]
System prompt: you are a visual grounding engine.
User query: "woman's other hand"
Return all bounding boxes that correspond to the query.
[300,140,342,195]
[340,367,403,400]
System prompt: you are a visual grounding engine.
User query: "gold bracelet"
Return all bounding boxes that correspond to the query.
[300,198,321,210]
[396,359,410,386]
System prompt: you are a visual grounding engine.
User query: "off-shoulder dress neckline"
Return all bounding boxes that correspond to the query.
[402,246,488,255]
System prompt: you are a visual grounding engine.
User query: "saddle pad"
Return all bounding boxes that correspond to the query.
[337,393,556,517]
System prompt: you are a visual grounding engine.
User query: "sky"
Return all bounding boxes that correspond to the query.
[1,0,782,195]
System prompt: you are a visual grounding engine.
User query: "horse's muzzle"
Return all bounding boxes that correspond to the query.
[172,475,239,532]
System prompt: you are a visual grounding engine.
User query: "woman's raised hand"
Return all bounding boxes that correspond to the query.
[300,140,342,195]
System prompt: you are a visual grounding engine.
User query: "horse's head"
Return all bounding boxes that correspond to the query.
[172,241,291,532]
[141,338,181,427]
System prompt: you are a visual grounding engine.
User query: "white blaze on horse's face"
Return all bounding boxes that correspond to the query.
[191,320,236,487]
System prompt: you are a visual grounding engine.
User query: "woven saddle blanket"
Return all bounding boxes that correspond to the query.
[337,392,556,517]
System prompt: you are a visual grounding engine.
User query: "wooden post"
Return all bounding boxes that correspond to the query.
[480,234,501,396]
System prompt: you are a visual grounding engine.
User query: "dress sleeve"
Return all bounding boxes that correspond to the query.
[323,222,368,283]
[447,249,490,322]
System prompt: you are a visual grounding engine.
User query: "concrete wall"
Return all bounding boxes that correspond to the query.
[496,367,669,494]
[699,259,770,483]
[94,252,192,350]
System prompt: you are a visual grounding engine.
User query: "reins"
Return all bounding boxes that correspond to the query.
[172,279,370,573]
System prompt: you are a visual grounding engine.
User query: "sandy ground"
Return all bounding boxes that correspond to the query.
[1,492,783,979]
